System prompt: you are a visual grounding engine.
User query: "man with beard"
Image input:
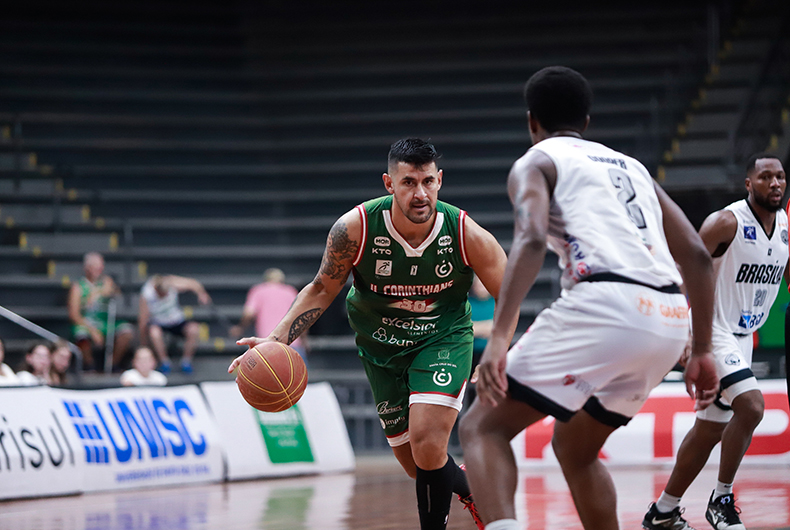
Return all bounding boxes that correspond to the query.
[643,153,788,530]
[229,138,514,530]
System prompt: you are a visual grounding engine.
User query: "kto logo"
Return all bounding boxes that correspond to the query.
[63,397,208,465]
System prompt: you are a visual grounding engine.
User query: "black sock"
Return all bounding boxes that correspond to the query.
[416,457,455,530]
[448,454,472,499]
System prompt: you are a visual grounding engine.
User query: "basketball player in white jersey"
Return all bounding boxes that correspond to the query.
[459,66,720,530]
[643,154,788,530]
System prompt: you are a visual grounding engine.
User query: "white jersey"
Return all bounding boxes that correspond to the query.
[712,199,788,334]
[531,136,681,290]
[141,280,185,327]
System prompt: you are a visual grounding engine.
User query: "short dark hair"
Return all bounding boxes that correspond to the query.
[746,152,782,175]
[388,138,440,171]
[524,66,592,133]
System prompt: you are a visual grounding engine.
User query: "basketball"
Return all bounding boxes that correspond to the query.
[235,342,308,413]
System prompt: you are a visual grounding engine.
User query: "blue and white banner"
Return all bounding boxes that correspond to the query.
[0,386,85,500]
[55,385,224,492]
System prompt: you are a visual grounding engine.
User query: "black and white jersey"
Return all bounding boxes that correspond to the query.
[712,199,788,334]
[530,136,682,290]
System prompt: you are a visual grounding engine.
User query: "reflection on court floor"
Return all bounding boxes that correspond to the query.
[1,458,789,529]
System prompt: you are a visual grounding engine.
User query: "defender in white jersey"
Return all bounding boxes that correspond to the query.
[460,66,719,530]
[644,154,787,530]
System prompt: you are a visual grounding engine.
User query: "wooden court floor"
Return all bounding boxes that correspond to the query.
[2,456,789,529]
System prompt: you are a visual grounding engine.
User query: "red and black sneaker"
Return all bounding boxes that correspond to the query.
[457,464,484,529]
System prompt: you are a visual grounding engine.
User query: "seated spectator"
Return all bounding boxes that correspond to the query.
[139,274,210,374]
[0,338,20,386]
[68,252,134,371]
[120,347,168,387]
[16,343,53,386]
[50,340,73,386]
[230,268,308,364]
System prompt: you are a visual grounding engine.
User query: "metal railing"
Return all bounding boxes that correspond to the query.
[0,304,83,381]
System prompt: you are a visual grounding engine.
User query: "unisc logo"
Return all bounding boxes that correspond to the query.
[63,396,208,465]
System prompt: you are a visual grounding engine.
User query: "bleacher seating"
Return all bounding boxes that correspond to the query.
[1,0,787,383]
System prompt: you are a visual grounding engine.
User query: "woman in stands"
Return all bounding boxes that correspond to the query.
[16,342,54,386]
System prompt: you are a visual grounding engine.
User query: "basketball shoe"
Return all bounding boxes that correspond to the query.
[705,492,745,530]
[642,503,696,530]
[457,464,484,530]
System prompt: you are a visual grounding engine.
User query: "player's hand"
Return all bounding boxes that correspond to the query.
[683,346,719,411]
[198,292,212,305]
[90,328,104,348]
[475,339,509,407]
[227,336,272,373]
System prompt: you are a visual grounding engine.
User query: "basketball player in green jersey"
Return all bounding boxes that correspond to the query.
[230,138,515,530]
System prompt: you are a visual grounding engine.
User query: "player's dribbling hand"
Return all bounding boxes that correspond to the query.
[683,346,719,411]
[475,340,509,407]
[227,336,272,373]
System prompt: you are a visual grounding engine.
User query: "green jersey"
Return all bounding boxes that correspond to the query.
[346,196,474,363]
[77,277,110,322]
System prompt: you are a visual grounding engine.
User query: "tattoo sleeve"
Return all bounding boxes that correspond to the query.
[288,308,323,344]
[314,219,359,282]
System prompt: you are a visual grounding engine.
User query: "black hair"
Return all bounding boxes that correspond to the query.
[746,152,782,175]
[387,138,440,171]
[524,66,592,133]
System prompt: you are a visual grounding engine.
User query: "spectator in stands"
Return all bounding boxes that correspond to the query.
[120,346,167,387]
[0,338,20,386]
[16,343,53,386]
[50,340,73,386]
[68,252,134,371]
[230,268,308,364]
[139,274,210,374]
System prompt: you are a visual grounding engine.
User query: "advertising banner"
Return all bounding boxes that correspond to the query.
[513,380,790,467]
[54,385,224,492]
[0,386,85,500]
[201,381,355,480]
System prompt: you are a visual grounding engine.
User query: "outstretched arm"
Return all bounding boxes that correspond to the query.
[168,275,212,305]
[655,183,720,409]
[228,208,361,372]
[475,150,554,406]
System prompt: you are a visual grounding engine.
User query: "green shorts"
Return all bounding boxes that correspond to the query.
[73,316,133,343]
[359,333,472,447]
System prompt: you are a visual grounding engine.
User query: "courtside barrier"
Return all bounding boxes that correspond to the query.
[200,381,355,480]
[56,385,224,492]
[0,386,85,500]
[513,380,790,467]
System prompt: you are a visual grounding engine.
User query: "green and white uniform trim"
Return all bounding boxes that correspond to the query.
[346,196,475,445]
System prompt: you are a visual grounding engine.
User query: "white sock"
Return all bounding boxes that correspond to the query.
[714,481,733,498]
[485,519,520,530]
[655,491,682,514]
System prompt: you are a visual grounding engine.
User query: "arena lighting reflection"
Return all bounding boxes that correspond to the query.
[1,465,788,529]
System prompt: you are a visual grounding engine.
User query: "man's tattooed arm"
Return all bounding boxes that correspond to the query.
[288,308,323,344]
[314,219,359,283]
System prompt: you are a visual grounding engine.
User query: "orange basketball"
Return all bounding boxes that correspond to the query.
[236,342,308,413]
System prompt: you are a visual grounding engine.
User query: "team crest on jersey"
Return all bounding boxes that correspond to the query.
[374,236,391,247]
[438,235,452,246]
[376,260,392,276]
[724,354,741,366]
[435,260,453,278]
[782,230,788,244]
[743,226,757,242]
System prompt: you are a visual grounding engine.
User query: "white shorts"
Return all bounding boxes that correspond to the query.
[696,327,759,423]
[506,281,689,426]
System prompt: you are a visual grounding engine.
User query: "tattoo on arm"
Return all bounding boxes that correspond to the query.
[288,308,323,344]
[315,220,359,282]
